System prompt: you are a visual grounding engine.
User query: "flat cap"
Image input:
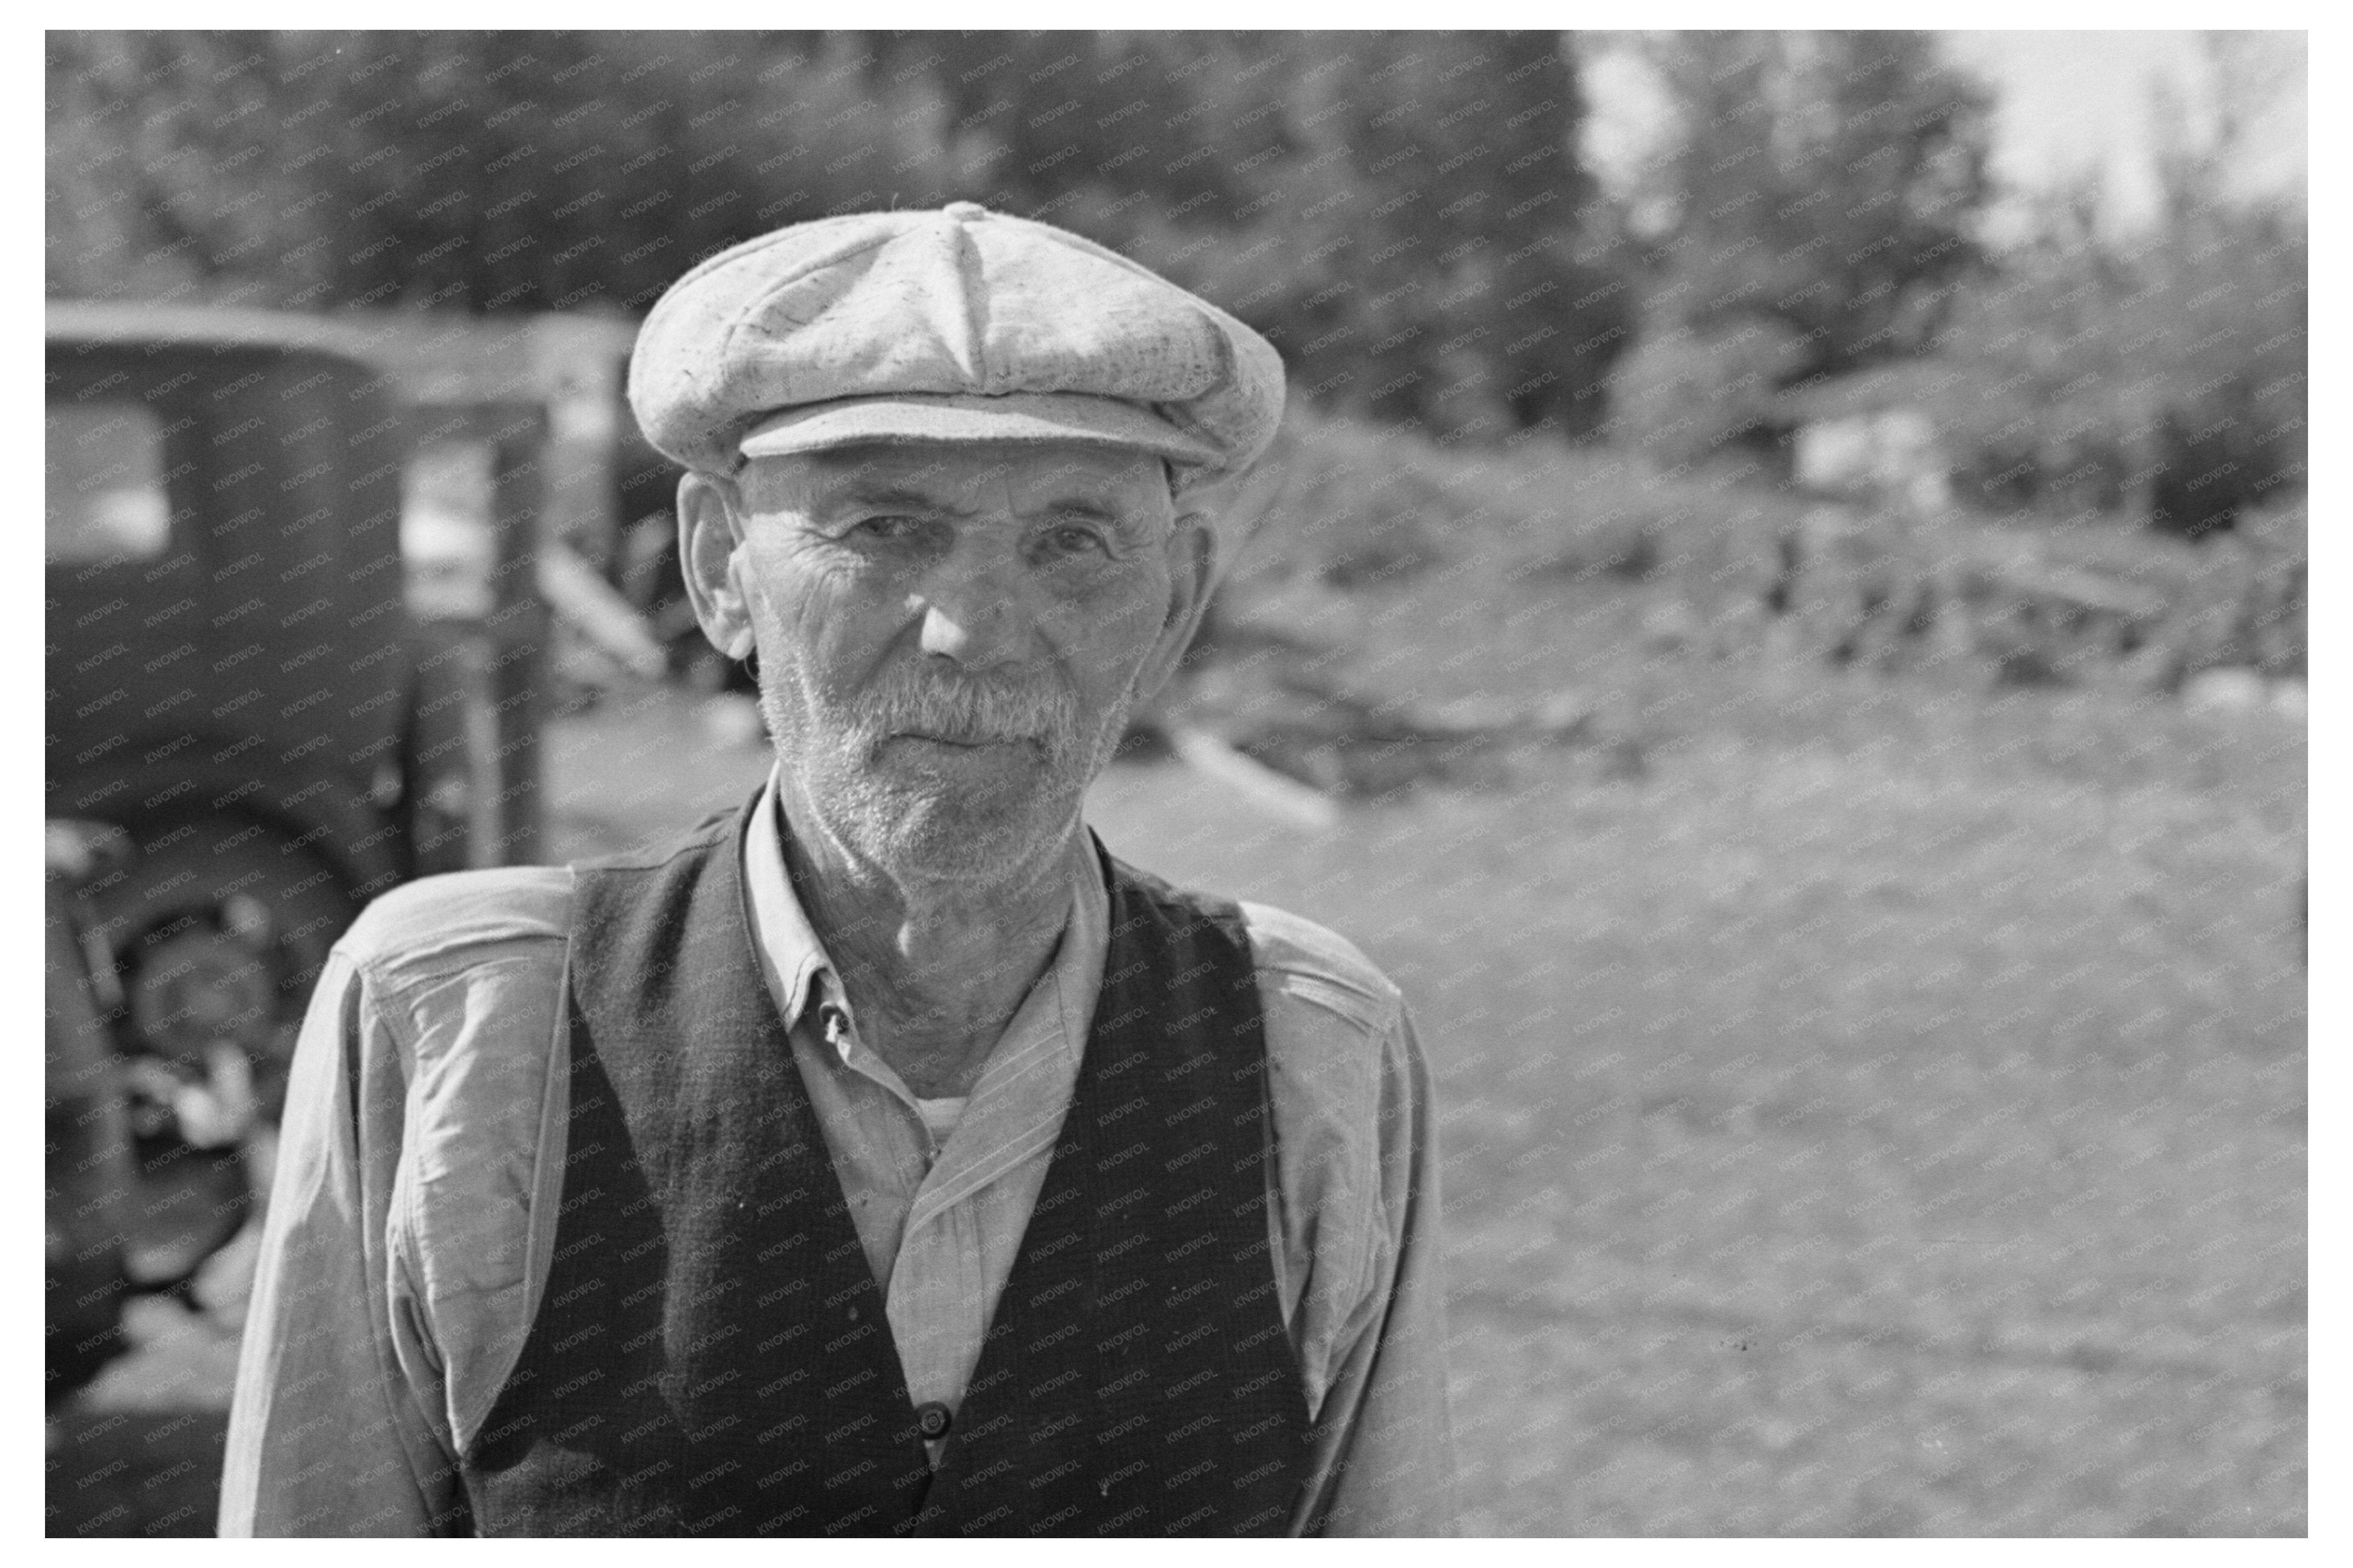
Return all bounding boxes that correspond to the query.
[628,202,1286,482]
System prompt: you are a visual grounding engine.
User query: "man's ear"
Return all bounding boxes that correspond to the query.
[677,469,756,660]
[1131,513,1219,708]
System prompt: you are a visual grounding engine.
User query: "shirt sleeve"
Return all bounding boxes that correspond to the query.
[1290,1003,1459,1536]
[217,948,470,1536]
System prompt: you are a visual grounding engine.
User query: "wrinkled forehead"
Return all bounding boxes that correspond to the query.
[740,440,1178,519]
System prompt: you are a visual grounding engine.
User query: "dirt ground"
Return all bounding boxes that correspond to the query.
[48,652,2304,1536]
[1092,671,2305,1536]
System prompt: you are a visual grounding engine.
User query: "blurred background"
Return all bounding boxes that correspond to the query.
[45,30,2304,1536]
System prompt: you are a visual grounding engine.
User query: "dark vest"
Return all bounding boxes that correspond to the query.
[457,806,1310,1536]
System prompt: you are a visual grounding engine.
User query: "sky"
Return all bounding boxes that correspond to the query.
[1581,30,2309,239]
[1943,30,2306,223]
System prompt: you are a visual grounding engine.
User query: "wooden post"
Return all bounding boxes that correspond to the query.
[485,407,549,866]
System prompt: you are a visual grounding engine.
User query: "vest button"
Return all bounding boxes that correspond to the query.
[915,1401,953,1440]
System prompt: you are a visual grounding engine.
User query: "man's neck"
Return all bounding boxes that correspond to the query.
[777,796,1084,1100]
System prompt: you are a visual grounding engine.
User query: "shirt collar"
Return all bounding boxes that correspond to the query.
[741,766,835,1032]
[740,766,1110,1067]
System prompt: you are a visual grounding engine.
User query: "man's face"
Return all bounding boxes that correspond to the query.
[695,440,1209,885]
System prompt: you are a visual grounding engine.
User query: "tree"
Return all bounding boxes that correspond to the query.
[48,29,1643,448]
[46,31,976,313]
[855,30,1634,441]
[1922,36,2306,536]
[1624,31,1992,382]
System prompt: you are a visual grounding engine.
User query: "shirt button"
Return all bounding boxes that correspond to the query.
[915,1401,953,1440]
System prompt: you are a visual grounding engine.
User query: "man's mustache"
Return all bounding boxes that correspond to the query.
[850,663,1083,753]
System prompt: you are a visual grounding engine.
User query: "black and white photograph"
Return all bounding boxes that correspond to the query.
[41,22,2311,1540]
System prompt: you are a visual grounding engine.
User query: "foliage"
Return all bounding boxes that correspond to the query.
[46,32,974,315]
[1225,403,1803,607]
[47,28,2296,545]
[1753,34,2307,539]
[1623,31,1992,382]
[47,29,1632,445]
[1924,187,2305,536]
[1207,402,2303,717]
[1601,315,1808,469]
[854,32,1635,443]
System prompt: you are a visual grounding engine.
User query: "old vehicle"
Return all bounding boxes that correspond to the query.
[44,302,555,1397]
[46,825,140,1403]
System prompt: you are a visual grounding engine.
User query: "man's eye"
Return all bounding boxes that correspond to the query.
[849,515,923,542]
[1042,523,1109,557]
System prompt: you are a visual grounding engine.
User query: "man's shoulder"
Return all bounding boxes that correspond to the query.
[336,864,577,983]
[334,804,746,995]
[1111,855,1406,1043]
[1235,900,1407,1041]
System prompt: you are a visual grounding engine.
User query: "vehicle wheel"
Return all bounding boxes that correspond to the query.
[84,824,359,1124]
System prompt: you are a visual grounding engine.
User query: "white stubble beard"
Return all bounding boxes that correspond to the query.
[755,647,1144,886]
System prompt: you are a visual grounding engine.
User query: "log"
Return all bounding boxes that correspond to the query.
[536,538,670,680]
[1166,725,1340,831]
[1998,564,2166,620]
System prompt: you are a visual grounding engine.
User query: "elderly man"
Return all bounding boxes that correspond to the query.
[220,203,1453,1537]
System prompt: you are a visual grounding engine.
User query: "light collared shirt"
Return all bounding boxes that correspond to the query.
[739,772,1115,1471]
[220,781,1455,1536]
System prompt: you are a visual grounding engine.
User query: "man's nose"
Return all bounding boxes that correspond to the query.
[913,543,1038,669]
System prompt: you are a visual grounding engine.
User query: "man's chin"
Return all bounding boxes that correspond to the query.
[847,771,1083,880]
[877,733,1049,769]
